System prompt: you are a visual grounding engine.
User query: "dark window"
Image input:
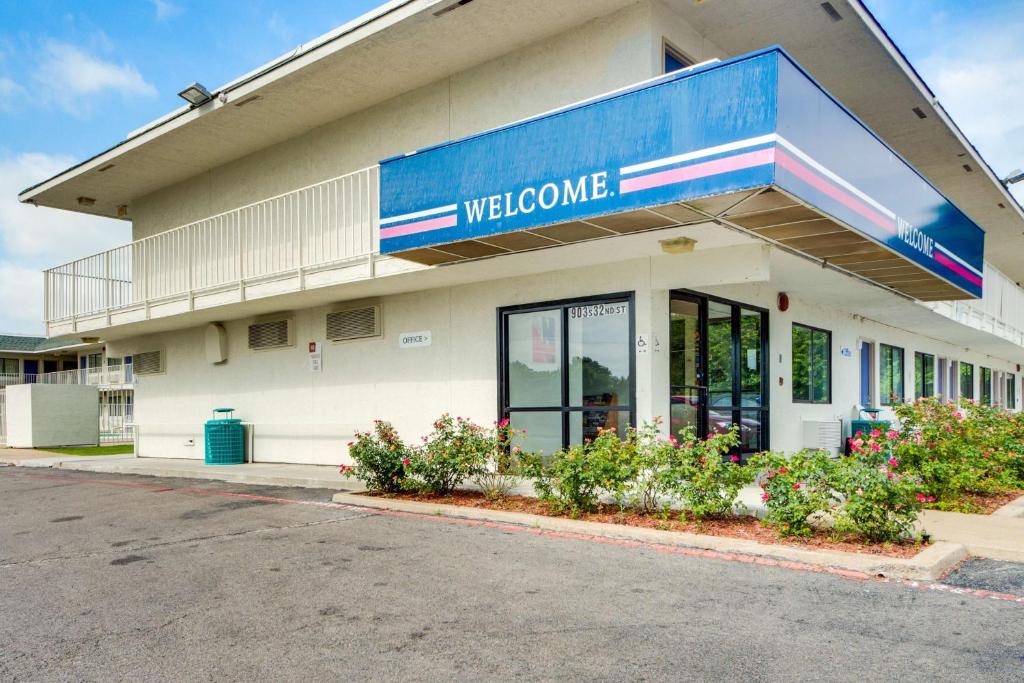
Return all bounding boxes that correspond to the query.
[1008,375,1017,410]
[664,45,692,74]
[500,294,635,456]
[980,367,992,406]
[879,344,904,405]
[792,324,831,403]
[0,358,18,375]
[914,352,935,399]
[960,362,974,400]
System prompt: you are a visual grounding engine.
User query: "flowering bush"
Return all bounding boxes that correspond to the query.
[407,414,490,495]
[340,420,409,492]
[749,449,842,537]
[832,456,923,543]
[473,418,526,500]
[523,427,638,516]
[655,426,751,519]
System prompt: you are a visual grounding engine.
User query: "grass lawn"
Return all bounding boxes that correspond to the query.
[39,445,134,456]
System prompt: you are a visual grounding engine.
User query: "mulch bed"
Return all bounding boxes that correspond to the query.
[360,489,926,559]
[932,490,1024,515]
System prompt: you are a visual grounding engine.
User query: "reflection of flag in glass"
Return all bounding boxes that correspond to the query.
[532,317,556,364]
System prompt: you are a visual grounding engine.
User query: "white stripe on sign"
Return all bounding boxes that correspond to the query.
[380,203,458,226]
[934,243,984,277]
[619,134,777,176]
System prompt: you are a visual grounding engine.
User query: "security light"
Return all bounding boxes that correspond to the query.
[177,82,213,106]
[1005,169,1024,186]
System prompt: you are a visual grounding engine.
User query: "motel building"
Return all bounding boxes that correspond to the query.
[17,0,1024,465]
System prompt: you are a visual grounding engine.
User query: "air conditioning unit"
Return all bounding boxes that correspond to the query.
[248,317,294,350]
[326,305,381,342]
[802,419,843,456]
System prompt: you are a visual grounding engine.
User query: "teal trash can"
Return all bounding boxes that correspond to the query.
[205,408,245,465]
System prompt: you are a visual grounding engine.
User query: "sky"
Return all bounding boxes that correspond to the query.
[0,0,1023,334]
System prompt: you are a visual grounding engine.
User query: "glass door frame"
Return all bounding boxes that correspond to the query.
[670,289,770,456]
[497,291,637,450]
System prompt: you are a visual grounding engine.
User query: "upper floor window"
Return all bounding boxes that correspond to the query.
[960,362,975,400]
[914,352,935,399]
[879,344,904,405]
[0,357,18,374]
[792,323,830,403]
[664,44,693,74]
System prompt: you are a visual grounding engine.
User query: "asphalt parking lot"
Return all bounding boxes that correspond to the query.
[1,467,1022,682]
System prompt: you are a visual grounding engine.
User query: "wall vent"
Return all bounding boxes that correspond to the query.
[248,318,293,350]
[327,306,381,342]
[133,350,164,375]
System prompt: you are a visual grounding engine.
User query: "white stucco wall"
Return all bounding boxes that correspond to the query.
[5,384,99,448]
[129,1,725,240]
[106,240,1022,466]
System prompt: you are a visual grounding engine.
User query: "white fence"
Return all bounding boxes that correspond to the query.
[0,366,134,388]
[44,165,379,324]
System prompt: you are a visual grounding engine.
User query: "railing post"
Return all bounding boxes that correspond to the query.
[71,261,78,328]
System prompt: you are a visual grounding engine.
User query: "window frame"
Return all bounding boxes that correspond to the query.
[663,39,694,74]
[497,291,637,452]
[960,362,975,400]
[914,351,936,400]
[879,343,905,406]
[791,322,832,404]
[980,367,992,406]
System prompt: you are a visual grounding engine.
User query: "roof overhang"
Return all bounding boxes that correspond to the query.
[377,49,984,302]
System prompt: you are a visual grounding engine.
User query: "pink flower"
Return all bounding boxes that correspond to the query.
[927,496,936,503]
[870,429,881,438]
[886,430,899,439]
[402,458,410,466]
[917,493,927,502]
[730,455,740,463]
[869,442,882,452]
[888,457,899,468]
[777,467,788,475]
[761,493,771,501]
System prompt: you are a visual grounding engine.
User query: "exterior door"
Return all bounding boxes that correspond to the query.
[22,359,38,383]
[670,292,768,457]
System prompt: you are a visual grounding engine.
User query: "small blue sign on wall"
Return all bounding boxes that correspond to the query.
[379,47,984,298]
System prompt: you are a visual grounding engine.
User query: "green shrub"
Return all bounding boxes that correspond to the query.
[750,450,841,537]
[655,426,751,519]
[832,457,923,543]
[473,418,525,501]
[523,427,638,515]
[407,414,490,495]
[340,420,409,492]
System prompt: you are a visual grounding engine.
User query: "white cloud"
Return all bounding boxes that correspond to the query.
[267,13,295,43]
[33,40,157,114]
[152,0,183,21]
[0,76,22,111]
[0,152,129,333]
[914,19,1024,205]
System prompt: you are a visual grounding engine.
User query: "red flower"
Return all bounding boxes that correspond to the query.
[777,467,788,475]
[403,458,410,466]
[791,483,801,491]
[730,455,740,463]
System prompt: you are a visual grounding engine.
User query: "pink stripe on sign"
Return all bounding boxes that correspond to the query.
[774,150,896,234]
[934,251,983,287]
[381,213,458,239]
[619,147,776,195]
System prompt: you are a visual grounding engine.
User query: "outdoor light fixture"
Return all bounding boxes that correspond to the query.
[1005,169,1024,186]
[76,196,96,207]
[177,82,213,106]
[659,236,696,254]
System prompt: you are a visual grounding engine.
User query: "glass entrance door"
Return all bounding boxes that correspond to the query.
[670,292,768,457]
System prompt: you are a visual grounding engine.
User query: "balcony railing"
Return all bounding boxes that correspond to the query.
[926,264,1024,348]
[0,367,136,388]
[44,165,379,329]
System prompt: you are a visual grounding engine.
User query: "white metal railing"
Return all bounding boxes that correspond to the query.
[926,262,1024,348]
[0,387,6,446]
[0,367,136,388]
[44,165,379,323]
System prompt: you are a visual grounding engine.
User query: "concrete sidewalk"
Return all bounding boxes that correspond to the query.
[920,509,1024,562]
[0,449,134,468]
[56,456,361,491]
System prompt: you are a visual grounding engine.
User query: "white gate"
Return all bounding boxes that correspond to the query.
[0,387,6,446]
[99,387,134,445]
